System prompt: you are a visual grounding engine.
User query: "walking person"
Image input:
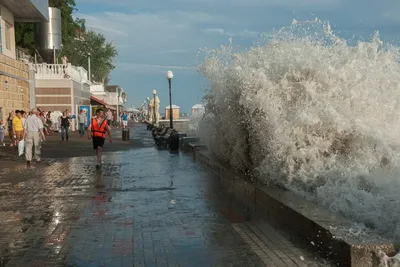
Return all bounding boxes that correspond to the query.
[106,109,113,127]
[24,108,45,165]
[12,110,24,146]
[87,108,112,168]
[0,119,5,146]
[121,112,128,129]
[7,112,14,146]
[46,111,53,133]
[77,109,87,137]
[21,110,27,128]
[37,108,48,135]
[60,112,70,142]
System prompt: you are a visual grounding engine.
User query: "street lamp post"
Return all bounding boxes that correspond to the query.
[88,53,91,82]
[117,87,120,124]
[166,71,174,128]
[146,97,150,121]
[152,89,157,125]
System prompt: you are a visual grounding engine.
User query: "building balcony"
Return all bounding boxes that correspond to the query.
[0,0,48,21]
[90,83,109,96]
[29,63,90,84]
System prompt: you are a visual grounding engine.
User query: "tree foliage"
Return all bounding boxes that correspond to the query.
[62,30,118,83]
[15,23,36,52]
[15,0,117,83]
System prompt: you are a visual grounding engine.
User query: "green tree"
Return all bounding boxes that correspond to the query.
[62,30,118,83]
[15,23,36,52]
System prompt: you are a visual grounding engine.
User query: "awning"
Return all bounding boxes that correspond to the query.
[90,96,115,110]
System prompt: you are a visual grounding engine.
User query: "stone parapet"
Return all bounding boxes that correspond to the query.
[188,144,396,267]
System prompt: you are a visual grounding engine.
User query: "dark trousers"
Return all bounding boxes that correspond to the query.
[61,126,69,141]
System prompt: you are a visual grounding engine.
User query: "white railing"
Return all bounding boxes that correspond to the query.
[90,83,106,93]
[29,63,90,83]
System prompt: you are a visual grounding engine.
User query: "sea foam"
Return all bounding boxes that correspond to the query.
[197,19,400,249]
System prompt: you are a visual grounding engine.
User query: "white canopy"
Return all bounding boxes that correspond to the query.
[125,107,140,113]
[192,104,204,109]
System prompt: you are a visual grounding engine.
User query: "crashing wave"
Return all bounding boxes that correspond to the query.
[197,19,400,245]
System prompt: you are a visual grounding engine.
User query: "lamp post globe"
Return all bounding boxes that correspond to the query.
[166,70,174,80]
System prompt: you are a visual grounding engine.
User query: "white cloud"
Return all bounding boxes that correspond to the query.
[80,12,195,52]
[383,12,400,23]
[115,62,196,74]
[78,0,341,9]
[201,28,225,35]
[116,62,195,70]
[84,22,128,36]
[154,50,189,54]
[226,29,260,38]
[201,28,260,38]
[78,9,235,69]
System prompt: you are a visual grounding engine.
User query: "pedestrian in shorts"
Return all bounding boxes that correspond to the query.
[87,108,112,168]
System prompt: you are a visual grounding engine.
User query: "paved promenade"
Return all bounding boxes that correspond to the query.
[0,124,331,267]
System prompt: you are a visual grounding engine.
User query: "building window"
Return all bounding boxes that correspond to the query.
[5,22,11,50]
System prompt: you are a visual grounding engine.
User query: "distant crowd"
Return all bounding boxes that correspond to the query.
[0,107,138,147]
[0,107,140,167]
[0,107,72,146]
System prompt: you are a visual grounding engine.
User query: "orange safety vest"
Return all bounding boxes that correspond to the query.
[91,118,108,138]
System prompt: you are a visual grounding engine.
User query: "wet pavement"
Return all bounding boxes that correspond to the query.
[0,124,331,267]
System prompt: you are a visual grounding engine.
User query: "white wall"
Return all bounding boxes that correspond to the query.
[0,5,16,59]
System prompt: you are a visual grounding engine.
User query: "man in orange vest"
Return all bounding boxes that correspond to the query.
[87,108,112,167]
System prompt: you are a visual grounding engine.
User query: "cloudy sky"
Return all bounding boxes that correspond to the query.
[76,0,400,112]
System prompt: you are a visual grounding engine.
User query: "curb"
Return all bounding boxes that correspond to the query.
[187,143,395,267]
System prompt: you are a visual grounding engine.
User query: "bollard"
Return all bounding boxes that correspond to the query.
[169,132,179,151]
[122,128,130,141]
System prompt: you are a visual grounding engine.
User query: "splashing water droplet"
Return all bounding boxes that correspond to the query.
[196,19,400,242]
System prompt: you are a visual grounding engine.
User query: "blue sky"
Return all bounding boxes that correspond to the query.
[76,0,400,113]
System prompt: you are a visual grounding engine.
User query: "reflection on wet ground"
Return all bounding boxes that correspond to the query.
[0,125,332,267]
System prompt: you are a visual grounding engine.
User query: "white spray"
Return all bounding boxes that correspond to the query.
[197,19,400,255]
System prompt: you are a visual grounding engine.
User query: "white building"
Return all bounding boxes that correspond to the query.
[105,85,126,106]
[89,83,116,111]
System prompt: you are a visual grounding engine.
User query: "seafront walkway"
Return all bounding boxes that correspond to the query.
[0,123,331,267]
